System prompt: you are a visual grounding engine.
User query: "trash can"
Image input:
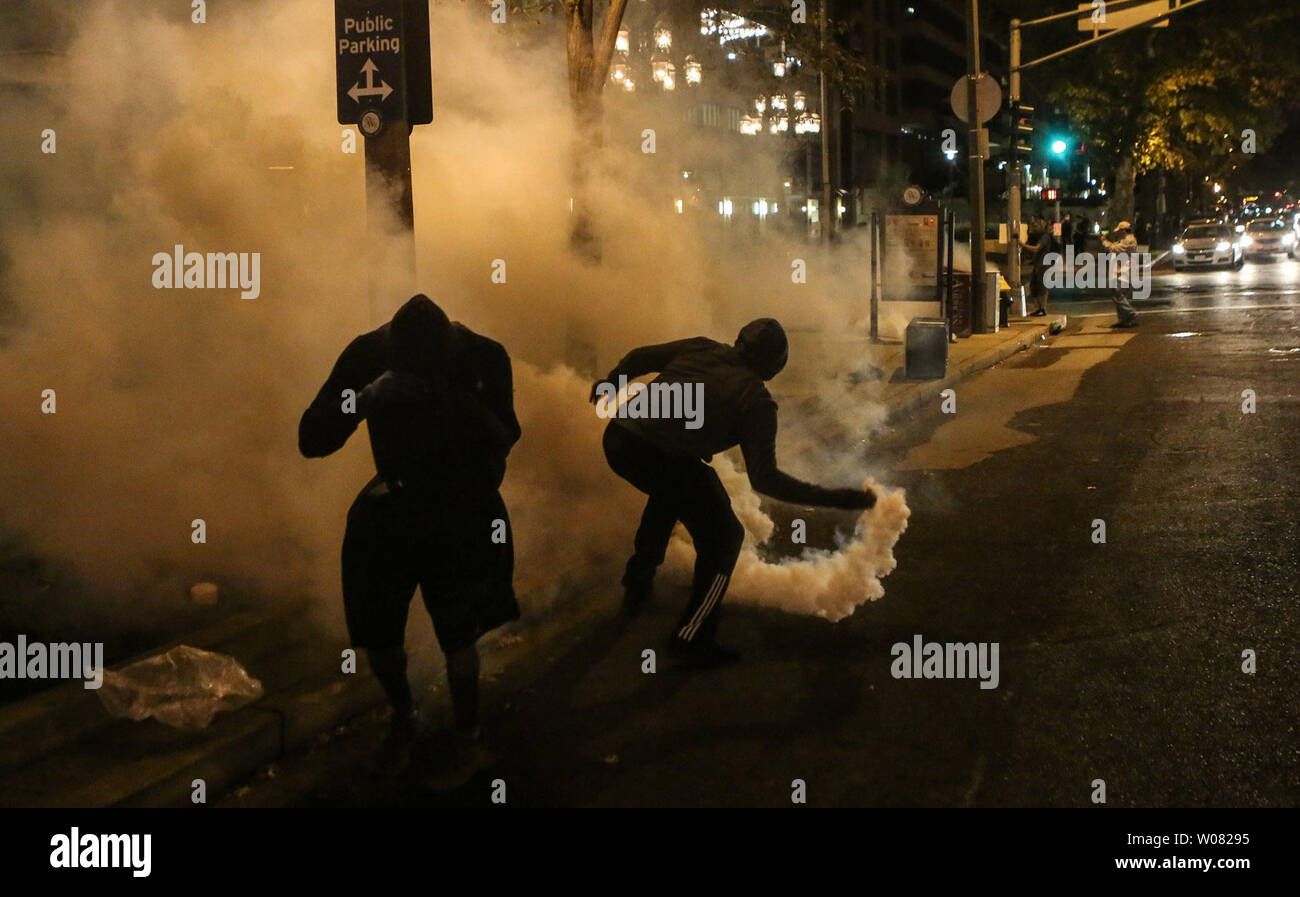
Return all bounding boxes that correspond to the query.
[905,317,949,380]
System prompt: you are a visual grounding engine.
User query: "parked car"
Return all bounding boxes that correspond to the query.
[1242,217,1297,259]
[1171,224,1245,270]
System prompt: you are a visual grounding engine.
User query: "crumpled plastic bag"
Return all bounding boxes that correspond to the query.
[97,645,263,730]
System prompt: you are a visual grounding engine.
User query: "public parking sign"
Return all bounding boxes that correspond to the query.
[335,1,406,135]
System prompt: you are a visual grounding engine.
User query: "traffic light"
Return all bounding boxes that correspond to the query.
[1047,132,1073,179]
[1010,102,1035,163]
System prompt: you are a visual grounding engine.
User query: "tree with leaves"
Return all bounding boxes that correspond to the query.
[1029,0,1300,221]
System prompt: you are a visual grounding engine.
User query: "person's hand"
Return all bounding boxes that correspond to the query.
[357,373,390,417]
[359,371,430,417]
[830,487,876,510]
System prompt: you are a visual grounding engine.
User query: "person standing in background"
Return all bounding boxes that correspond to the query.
[1102,222,1140,328]
[1074,215,1091,255]
[1023,217,1054,316]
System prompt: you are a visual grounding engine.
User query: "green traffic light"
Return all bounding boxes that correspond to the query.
[1051,138,1068,155]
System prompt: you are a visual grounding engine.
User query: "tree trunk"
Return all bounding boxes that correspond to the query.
[1112,154,1136,224]
[566,0,595,101]
[569,88,603,260]
[564,0,628,261]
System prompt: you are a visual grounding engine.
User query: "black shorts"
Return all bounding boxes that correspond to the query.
[341,481,517,654]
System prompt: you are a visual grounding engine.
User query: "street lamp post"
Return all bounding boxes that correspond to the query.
[966,0,988,332]
[1007,19,1022,299]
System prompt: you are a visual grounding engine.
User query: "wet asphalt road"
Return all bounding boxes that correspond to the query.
[223,265,1300,807]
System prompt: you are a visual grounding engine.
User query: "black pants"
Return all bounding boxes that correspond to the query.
[603,423,745,644]
[341,479,518,653]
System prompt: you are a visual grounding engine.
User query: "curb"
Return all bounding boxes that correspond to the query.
[792,322,1054,448]
[106,571,600,808]
[0,627,421,808]
[0,570,596,807]
[883,321,1052,424]
[0,600,310,775]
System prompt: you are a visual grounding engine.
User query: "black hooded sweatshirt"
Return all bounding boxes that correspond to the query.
[298,296,520,495]
[602,324,868,509]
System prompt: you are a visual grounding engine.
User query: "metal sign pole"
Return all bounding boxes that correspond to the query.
[878,213,887,310]
[870,212,880,342]
[1007,19,1022,301]
[951,206,961,338]
[966,0,988,333]
[935,206,944,306]
[335,0,431,323]
[363,124,416,322]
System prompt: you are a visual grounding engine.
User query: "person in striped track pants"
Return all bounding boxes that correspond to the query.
[593,318,876,669]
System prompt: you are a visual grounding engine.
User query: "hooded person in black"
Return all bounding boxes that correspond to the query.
[593,318,875,668]
[299,294,520,772]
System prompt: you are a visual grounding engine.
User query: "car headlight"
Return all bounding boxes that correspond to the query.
[1241,235,1253,247]
[1216,241,1231,252]
[1172,243,1185,254]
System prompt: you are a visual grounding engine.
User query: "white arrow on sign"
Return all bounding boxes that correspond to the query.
[348,58,393,102]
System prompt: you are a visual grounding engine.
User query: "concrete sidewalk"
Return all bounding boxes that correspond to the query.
[0,315,1056,807]
[776,315,1056,430]
[861,316,1056,423]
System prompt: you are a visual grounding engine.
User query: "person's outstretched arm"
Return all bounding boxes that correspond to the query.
[739,398,875,509]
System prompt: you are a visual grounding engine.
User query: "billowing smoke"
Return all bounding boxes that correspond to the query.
[0,0,907,629]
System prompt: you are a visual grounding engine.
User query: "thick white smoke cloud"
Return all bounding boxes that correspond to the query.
[0,0,907,625]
